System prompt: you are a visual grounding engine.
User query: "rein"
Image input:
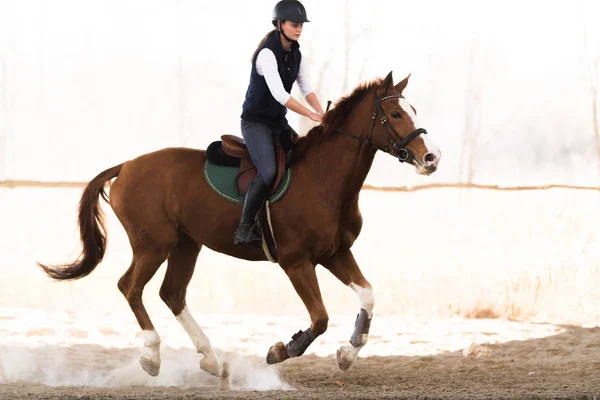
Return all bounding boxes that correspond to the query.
[324,95,427,162]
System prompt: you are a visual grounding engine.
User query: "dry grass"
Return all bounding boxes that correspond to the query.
[461,306,501,319]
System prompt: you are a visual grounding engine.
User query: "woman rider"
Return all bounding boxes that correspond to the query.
[235,0,324,247]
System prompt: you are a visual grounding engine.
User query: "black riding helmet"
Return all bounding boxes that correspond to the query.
[271,0,310,43]
[272,0,310,25]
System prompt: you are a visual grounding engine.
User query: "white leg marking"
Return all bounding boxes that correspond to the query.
[142,330,161,361]
[350,283,375,318]
[140,330,161,376]
[337,283,375,371]
[349,283,374,346]
[176,307,221,377]
[176,307,212,354]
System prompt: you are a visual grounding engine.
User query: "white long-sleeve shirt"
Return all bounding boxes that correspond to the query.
[255,48,313,106]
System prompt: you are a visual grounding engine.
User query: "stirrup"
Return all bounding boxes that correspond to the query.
[234,222,263,248]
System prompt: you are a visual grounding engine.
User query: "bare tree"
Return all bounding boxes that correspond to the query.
[0,2,9,182]
[0,51,7,181]
[175,0,187,147]
[342,0,373,94]
[582,14,600,157]
[297,0,374,136]
[459,36,483,185]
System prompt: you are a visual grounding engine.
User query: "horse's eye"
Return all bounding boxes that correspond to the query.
[391,111,402,119]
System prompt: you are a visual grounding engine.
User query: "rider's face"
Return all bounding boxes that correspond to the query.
[280,21,303,40]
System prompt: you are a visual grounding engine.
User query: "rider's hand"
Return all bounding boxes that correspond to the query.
[309,112,323,123]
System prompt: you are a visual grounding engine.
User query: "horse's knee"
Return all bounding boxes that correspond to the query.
[117,275,129,296]
[158,286,170,305]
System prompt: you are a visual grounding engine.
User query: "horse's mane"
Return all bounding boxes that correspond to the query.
[294,77,386,156]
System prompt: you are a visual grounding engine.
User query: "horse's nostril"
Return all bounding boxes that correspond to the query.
[424,153,437,165]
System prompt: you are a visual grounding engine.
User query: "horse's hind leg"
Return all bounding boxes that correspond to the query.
[320,249,374,371]
[159,234,221,377]
[117,234,176,377]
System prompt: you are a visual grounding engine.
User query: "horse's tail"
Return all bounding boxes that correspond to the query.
[38,163,124,281]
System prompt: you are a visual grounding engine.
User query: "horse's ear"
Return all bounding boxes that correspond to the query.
[383,71,394,92]
[395,73,411,93]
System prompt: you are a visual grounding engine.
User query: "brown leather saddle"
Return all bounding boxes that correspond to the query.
[205,129,297,263]
[206,129,296,196]
[220,135,286,196]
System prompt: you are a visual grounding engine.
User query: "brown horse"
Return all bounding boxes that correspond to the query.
[38,71,441,378]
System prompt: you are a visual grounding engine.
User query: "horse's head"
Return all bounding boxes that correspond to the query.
[370,71,441,175]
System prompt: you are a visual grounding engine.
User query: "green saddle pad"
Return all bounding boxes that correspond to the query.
[203,160,292,205]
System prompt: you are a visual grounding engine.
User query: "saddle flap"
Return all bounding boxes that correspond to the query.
[206,140,241,168]
[221,135,248,158]
[236,137,287,197]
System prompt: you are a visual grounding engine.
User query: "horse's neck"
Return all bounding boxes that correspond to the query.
[303,118,376,206]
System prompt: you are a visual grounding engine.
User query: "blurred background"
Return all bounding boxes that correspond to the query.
[0,0,599,356]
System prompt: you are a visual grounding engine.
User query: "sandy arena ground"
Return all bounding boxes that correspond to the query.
[1,311,599,399]
[1,327,600,399]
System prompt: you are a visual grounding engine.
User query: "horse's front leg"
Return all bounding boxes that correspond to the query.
[266,260,329,364]
[321,249,374,371]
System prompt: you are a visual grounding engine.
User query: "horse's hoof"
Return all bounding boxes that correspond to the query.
[200,353,221,377]
[219,361,231,391]
[140,356,160,377]
[337,345,355,371]
[266,341,290,365]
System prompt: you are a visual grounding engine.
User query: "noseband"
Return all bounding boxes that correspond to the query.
[331,95,427,162]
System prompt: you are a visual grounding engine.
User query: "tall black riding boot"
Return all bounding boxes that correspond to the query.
[234,175,269,248]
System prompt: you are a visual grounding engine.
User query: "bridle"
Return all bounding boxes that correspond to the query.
[330,94,428,163]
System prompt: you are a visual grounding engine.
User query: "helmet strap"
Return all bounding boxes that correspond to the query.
[277,21,297,44]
